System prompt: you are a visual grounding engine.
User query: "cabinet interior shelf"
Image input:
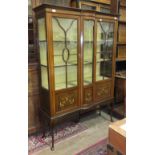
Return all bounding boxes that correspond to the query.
[120,4,126,8]
[96,59,111,62]
[54,53,77,56]
[84,61,93,64]
[118,20,126,24]
[117,42,126,45]
[56,81,77,89]
[84,81,92,85]
[53,41,77,43]
[84,41,94,43]
[116,58,126,62]
[39,40,46,43]
[54,63,77,67]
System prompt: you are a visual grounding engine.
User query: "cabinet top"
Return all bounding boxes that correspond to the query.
[33,3,118,17]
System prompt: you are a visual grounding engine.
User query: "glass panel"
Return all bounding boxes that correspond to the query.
[81,4,96,10]
[54,66,66,90]
[67,65,77,88]
[38,18,47,66]
[39,42,47,66]
[38,18,49,90]
[52,17,78,90]
[84,64,93,85]
[96,20,114,81]
[83,20,94,85]
[41,66,48,89]
[38,18,46,41]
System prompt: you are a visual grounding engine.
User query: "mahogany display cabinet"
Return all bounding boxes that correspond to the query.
[34,4,118,149]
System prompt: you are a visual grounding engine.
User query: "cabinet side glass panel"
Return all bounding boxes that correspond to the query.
[83,20,94,85]
[96,20,114,81]
[41,66,49,89]
[52,17,78,90]
[38,18,48,89]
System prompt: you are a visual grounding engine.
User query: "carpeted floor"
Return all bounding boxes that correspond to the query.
[75,138,108,155]
[29,122,88,154]
[29,110,117,155]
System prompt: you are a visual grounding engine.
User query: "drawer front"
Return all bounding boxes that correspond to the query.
[95,81,112,101]
[55,89,78,113]
[83,87,93,105]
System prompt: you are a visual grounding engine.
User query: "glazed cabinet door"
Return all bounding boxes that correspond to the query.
[95,19,115,102]
[51,15,80,114]
[82,18,95,106]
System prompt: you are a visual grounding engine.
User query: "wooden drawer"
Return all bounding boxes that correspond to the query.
[55,89,78,113]
[118,24,126,43]
[118,46,126,58]
[94,81,112,101]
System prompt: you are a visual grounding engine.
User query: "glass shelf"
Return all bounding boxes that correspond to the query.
[84,80,92,85]
[96,59,111,63]
[96,75,110,81]
[84,41,94,43]
[39,40,46,43]
[54,53,77,56]
[55,81,77,90]
[84,60,93,65]
[84,76,93,85]
[54,63,77,67]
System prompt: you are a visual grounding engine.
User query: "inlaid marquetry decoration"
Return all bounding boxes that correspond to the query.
[57,93,77,111]
[95,83,111,100]
[84,89,93,103]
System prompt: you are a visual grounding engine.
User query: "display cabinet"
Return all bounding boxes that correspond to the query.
[34,4,117,149]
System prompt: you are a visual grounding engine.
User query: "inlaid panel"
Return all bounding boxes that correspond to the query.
[55,89,78,112]
[84,87,93,104]
[95,81,112,101]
